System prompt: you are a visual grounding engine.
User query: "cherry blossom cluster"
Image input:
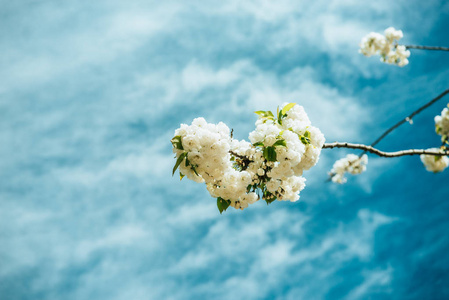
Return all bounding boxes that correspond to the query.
[359,27,410,67]
[329,154,368,184]
[171,103,325,213]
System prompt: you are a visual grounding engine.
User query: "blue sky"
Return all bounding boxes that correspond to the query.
[1,1,449,299]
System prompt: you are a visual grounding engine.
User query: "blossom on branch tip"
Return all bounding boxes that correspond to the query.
[435,104,449,141]
[359,27,410,67]
[420,149,449,173]
[330,154,368,184]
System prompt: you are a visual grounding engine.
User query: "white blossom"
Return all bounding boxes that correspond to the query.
[359,27,410,67]
[435,104,449,141]
[359,32,388,57]
[330,154,368,184]
[420,149,449,173]
[384,27,403,41]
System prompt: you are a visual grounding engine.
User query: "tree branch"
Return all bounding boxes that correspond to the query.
[323,142,449,158]
[404,45,449,51]
[359,88,449,157]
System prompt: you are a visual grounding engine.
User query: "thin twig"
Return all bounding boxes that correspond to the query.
[404,45,449,52]
[359,88,449,157]
[324,142,449,158]
[230,150,246,160]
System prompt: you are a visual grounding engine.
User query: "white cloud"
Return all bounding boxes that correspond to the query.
[75,225,148,260]
[155,59,370,140]
[0,2,184,90]
[162,209,395,299]
[181,61,241,92]
[346,266,393,300]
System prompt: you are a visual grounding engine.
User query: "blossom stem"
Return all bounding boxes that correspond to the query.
[358,88,449,157]
[229,150,246,160]
[404,45,449,51]
[323,142,449,158]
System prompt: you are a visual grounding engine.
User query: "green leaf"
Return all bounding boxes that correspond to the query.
[270,147,277,161]
[255,109,275,123]
[217,197,231,214]
[180,172,185,180]
[263,147,269,161]
[256,110,274,118]
[300,136,311,145]
[217,198,224,213]
[184,155,199,176]
[253,141,264,147]
[191,164,199,176]
[171,136,184,150]
[281,103,296,115]
[265,198,276,205]
[304,130,310,138]
[278,109,283,125]
[172,152,187,176]
[171,135,181,143]
[273,139,287,147]
[263,146,277,161]
[262,116,275,124]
